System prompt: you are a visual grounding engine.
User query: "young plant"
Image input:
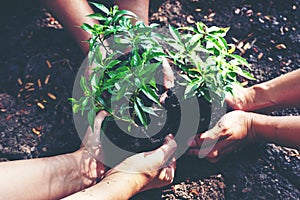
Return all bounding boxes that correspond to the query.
[166,22,255,103]
[71,3,166,130]
[70,3,254,132]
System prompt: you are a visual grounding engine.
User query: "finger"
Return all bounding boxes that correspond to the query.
[188,137,235,158]
[93,111,109,136]
[154,134,177,167]
[162,58,175,90]
[225,83,246,110]
[142,157,176,191]
[206,142,242,163]
[159,91,168,104]
[187,131,220,148]
[161,134,177,161]
[81,111,109,148]
[203,139,242,162]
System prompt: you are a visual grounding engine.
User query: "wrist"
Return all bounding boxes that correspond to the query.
[249,112,274,143]
[103,169,148,197]
[248,83,275,111]
[73,149,100,188]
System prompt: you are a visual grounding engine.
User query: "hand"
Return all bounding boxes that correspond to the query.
[105,134,177,191]
[225,84,256,111]
[188,111,257,163]
[76,111,109,187]
[226,83,275,112]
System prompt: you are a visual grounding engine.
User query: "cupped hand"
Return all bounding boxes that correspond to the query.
[77,111,109,186]
[225,84,256,111]
[107,134,177,191]
[187,111,257,163]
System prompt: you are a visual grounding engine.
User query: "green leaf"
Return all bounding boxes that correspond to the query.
[81,23,94,34]
[147,52,166,62]
[140,85,160,105]
[138,62,161,78]
[196,22,207,33]
[187,34,201,52]
[127,124,132,132]
[90,73,99,93]
[131,50,142,67]
[234,68,256,80]
[81,98,89,115]
[80,76,89,95]
[87,13,106,21]
[114,10,138,22]
[169,25,183,45]
[114,82,128,101]
[72,104,80,113]
[137,97,158,117]
[90,2,110,15]
[68,98,77,103]
[106,59,121,69]
[228,54,250,67]
[134,99,148,127]
[87,109,96,128]
[97,96,107,107]
[207,26,229,37]
[94,45,103,65]
[205,36,223,52]
[118,10,138,18]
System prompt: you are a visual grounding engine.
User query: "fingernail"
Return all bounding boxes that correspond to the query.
[168,134,174,139]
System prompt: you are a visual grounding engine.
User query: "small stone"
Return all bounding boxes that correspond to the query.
[246,10,253,16]
[242,187,251,193]
[259,174,267,180]
[234,8,241,15]
[187,15,195,24]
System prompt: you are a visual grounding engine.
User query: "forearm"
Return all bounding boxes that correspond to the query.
[42,0,150,55]
[249,69,300,110]
[115,0,150,25]
[63,171,147,200]
[42,0,98,55]
[251,113,300,149]
[0,150,87,200]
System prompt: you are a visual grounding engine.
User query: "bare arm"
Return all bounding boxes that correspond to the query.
[188,111,300,162]
[227,68,300,111]
[42,0,150,55]
[0,111,108,200]
[43,0,98,55]
[0,149,99,200]
[63,134,177,200]
[252,113,300,149]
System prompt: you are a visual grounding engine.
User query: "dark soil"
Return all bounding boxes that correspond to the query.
[0,0,299,199]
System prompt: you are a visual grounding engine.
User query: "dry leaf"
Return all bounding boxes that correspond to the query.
[275,44,287,49]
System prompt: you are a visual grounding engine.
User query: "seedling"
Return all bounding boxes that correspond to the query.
[70,3,254,132]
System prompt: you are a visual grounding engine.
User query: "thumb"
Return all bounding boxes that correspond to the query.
[81,111,109,148]
[155,134,177,167]
[93,111,109,137]
[162,58,175,90]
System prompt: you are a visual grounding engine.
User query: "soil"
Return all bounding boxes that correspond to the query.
[0,0,299,199]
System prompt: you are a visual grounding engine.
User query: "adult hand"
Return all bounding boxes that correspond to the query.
[108,134,177,191]
[225,84,257,111]
[65,134,177,199]
[226,83,277,113]
[77,110,109,186]
[188,111,257,163]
